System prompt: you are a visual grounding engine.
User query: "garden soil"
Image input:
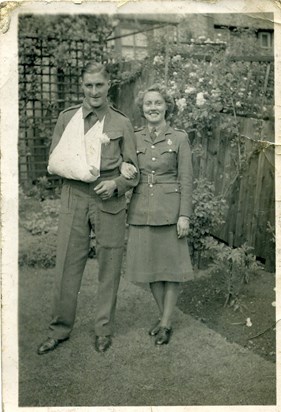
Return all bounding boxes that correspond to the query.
[19,260,276,407]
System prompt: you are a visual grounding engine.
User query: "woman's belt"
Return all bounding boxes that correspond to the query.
[139,174,178,185]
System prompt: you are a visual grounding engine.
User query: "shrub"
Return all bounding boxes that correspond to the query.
[203,236,262,306]
[22,198,60,235]
[188,178,228,268]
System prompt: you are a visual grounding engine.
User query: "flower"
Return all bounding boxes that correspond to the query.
[176,98,187,112]
[172,55,182,63]
[99,133,110,145]
[184,86,196,95]
[153,55,164,65]
[246,318,252,327]
[196,92,206,107]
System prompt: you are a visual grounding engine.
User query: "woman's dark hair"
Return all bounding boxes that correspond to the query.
[81,61,110,80]
[135,84,175,120]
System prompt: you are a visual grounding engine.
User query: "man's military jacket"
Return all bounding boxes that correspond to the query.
[50,100,139,196]
[127,125,193,226]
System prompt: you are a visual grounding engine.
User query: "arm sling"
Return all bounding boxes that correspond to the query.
[48,108,105,183]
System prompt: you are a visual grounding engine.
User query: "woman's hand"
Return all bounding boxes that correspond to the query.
[121,162,138,179]
[177,216,190,238]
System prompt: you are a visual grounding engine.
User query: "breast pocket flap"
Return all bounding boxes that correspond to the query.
[106,130,123,140]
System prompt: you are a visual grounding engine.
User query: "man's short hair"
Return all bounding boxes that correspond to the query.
[81,62,110,80]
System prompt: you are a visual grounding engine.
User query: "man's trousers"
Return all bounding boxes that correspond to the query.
[48,179,126,339]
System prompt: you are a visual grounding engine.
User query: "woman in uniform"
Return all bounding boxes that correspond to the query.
[124,84,193,345]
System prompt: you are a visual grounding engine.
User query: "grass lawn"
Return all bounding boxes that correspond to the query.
[19,259,276,407]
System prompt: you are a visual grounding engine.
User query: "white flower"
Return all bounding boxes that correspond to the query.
[184,86,196,95]
[153,55,164,65]
[246,318,252,327]
[236,101,242,108]
[172,54,182,63]
[196,92,206,107]
[189,72,197,78]
[99,133,110,145]
[173,71,178,76]
[199,78,204,83]
[176,98,187,112]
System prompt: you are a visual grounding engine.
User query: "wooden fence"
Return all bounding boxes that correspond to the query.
[192,115,275,269]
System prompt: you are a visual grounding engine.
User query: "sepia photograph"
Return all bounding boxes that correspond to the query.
[1,1,280,411]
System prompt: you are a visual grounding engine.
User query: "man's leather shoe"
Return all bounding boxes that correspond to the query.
[95,335,112,353]
[155,327,173,345]
[148,320,161,336]
[37,337,68,355]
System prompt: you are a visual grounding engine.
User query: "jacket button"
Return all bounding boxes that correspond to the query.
[149,184,153,188]
[152,170,155,174]
[151,145,155,149]
[152,157,156,161]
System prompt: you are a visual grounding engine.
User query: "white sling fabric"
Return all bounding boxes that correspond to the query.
[48,108,106,182]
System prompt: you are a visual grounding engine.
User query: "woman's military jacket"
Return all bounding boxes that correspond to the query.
[127,125,193,226]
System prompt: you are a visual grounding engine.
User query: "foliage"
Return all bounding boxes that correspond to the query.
[23,176,60,201]
[188,178,227,265]
[22,198,60,235]
[18,15,115,67]
[145,31,273,139]
[203,236,262,306]
[19,231,57,269]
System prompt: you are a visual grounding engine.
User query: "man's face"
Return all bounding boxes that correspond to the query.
[82,72,110,109]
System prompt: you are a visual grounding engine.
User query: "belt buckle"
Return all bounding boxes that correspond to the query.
[148,174,155,184]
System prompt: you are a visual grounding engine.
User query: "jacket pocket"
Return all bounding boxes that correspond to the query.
[136,147,146,155]
[99,194,126,214]
[163,184,181,194]
[102,130,123,159]
[159,145,177,155]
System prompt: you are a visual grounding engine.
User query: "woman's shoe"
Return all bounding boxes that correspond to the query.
[155,327,173,345]
[148,320,161,336]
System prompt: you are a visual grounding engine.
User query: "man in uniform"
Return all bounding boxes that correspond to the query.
[37,62,139,354]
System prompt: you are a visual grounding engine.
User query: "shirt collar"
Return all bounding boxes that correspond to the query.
[147,122,167,136]
[82,99,109,121]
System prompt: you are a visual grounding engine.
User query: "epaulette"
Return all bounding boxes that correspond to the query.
[174,127,187,134]
[62,104,81,113]
[134,126,145,132]
[110,106,127,118]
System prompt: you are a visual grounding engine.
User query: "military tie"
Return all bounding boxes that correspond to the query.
[150,127,157,142]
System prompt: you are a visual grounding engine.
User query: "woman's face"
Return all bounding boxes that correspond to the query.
[142,91,167,126]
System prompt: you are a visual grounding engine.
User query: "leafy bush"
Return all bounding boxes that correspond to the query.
[188,178,227,267]
[22,198,60,235]
[203,236,262,306]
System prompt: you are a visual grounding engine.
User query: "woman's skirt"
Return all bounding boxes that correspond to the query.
[125,224,194,283]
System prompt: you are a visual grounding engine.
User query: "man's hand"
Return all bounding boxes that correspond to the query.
[120,162,138,179]
[177,216,190,239]
[94,180,117,200]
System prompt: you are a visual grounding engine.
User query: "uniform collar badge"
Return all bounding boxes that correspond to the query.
[167,139,173,145]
